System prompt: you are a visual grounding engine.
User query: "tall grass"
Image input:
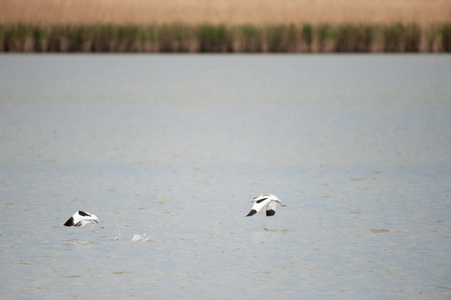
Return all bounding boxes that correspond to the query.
[382,23,421,52]
[333,24,374,52]
[441,23,451,52]
[198,24,229,52]
[1,23,450,53]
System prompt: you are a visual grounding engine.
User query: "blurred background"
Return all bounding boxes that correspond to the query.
[1,0,450,52]
[2,0,450,26]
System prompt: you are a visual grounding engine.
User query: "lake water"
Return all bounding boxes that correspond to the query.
[0,54,450,299]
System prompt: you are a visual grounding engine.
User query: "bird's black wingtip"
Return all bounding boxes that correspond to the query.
[266,209,276,216]
[64,217,74,226]
[246,209,257,217]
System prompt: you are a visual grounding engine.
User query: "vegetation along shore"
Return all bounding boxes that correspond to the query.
[1,23,450,53]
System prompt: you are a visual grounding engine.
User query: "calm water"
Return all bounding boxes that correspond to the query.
[0,54,450,299]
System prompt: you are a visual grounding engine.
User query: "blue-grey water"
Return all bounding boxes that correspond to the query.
[0,54,450,299]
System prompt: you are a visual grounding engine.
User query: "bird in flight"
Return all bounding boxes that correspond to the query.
[64,211,104,232]
[246,194,286,217]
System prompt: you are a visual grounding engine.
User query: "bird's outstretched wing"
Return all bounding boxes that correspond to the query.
[64,216,75,226]
[64,211,95,227]
[246,197,271,217]
[266,200,278,216]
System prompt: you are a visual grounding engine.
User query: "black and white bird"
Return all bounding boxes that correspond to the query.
[64,211,104,232]
[246,194,286,217]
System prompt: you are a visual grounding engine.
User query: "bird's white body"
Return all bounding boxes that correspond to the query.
[246,194,286,217]
[64,211,104,232]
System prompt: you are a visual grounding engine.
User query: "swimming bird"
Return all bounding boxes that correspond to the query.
[246,194,286,217]
[64,211,104,232]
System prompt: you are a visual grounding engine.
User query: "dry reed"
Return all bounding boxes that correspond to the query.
[1,0,450,27]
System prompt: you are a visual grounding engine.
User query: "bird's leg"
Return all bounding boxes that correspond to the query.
[94,220,104,229]
[91,222,95,233]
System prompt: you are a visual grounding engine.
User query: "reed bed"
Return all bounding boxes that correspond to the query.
[2,0,450,28]
[1,23,450,53]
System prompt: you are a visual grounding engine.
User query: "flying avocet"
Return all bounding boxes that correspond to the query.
[246,194,286,217]
[64,211,104,232]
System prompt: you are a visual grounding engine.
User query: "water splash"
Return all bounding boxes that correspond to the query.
[111,227,121,241]
[131,233,151,242]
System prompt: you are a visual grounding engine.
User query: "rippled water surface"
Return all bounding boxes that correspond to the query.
[0,54,450,299]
